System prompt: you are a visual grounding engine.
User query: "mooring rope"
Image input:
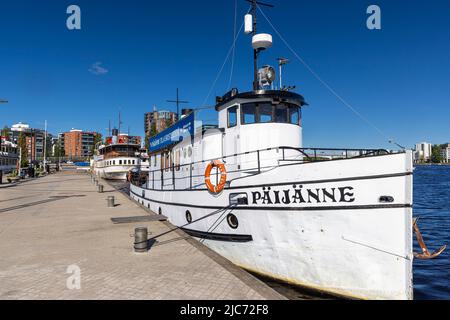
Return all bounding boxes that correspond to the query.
[201,6,251,107]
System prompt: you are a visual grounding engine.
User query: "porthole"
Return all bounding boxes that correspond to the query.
[158,207,162,215]
[186,210,192,224]
[227,214,239,229]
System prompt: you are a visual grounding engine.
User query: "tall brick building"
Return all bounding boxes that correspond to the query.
[144,108,178,138]
[60,129,101,158]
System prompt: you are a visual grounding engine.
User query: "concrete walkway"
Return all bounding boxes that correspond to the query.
[0,169,284,300]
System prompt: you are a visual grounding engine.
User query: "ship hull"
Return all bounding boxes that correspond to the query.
[94,165,137,180]
[130,152,414,300]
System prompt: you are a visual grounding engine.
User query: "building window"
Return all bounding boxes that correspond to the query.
[228,106,238,128]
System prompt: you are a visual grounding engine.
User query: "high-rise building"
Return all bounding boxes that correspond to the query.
[441,143,450,163]
[414,142,432,162]
[144,107,178,138]
[9,122,52,162]
[61,129,101,158]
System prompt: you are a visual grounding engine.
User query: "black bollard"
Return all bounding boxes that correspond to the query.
[134,227,148,253]
[107,196,115,208]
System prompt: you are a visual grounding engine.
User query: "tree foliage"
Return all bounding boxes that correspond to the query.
[1,126,9,139]
[431,145,443,164]
[18,132,28,167]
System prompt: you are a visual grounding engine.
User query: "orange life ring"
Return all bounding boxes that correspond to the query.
[205,160,227,194]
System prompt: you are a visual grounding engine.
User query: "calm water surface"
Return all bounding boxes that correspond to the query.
[413,165,450,300]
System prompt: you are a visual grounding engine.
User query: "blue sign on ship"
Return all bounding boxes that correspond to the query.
[149,112,195,152]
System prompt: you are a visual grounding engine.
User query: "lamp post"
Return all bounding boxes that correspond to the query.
[0,99,8,184]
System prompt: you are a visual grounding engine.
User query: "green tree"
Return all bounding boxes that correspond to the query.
[150,123,157,137]
[145,123,157,151]
[431,145,443,164]
[90,133,103,155]
[1,125,9,140]
[53,139,65,158]
[18,132,28,168]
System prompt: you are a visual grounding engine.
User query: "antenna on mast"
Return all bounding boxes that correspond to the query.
[167,88,189,120]
[244,0,274,91]
[118,111,123,135]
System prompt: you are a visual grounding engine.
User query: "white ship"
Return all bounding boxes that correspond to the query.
[129,1,445,299]
[93,129,141,180]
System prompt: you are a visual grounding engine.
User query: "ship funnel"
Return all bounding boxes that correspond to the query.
[112,128,118,144]
[244,14,253,34]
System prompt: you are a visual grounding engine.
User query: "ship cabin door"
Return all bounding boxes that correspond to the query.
[223,104,240,177]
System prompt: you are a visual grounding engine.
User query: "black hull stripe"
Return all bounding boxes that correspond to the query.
[181,228,253,242]
[130,190,412,211]
[141,171,412,193]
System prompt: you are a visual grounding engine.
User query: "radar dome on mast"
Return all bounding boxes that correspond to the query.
[252,33,273,50]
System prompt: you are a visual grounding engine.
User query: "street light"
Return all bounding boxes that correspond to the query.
[0,99,8,183]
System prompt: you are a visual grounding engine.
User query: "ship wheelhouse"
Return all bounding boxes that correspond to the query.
[95,143,141,169]
[216,89,308,172]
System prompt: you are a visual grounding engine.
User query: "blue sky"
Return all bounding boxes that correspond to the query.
[0,0,449,149]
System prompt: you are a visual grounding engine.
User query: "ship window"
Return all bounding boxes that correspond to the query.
[175,150,181,171]
[242,104,256,124]
[275,105,289,123]
[228,106,238,128]
[119,160,122,165]
[165,153,170,172]
[259,103,273,123]
[289,106,301,125]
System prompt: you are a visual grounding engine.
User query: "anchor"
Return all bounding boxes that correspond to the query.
[413,218,446,260]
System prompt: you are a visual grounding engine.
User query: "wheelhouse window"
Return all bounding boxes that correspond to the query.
[241,102,301,126]
[289,105,301,125]
[228,106,238,128]
[241,104,256,124]
[259,103,273,123]
[275,105,289,123]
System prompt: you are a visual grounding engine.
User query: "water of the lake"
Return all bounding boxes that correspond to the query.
[413,165,450,300]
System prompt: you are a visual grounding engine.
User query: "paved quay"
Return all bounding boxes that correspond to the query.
[0,169,284,300]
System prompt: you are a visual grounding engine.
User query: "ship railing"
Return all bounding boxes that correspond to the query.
[133,146,392,190]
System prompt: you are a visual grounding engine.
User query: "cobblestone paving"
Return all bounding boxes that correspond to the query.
[0,169,284,300]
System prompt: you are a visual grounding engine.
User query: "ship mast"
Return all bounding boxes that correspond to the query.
[246,0,273,91]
